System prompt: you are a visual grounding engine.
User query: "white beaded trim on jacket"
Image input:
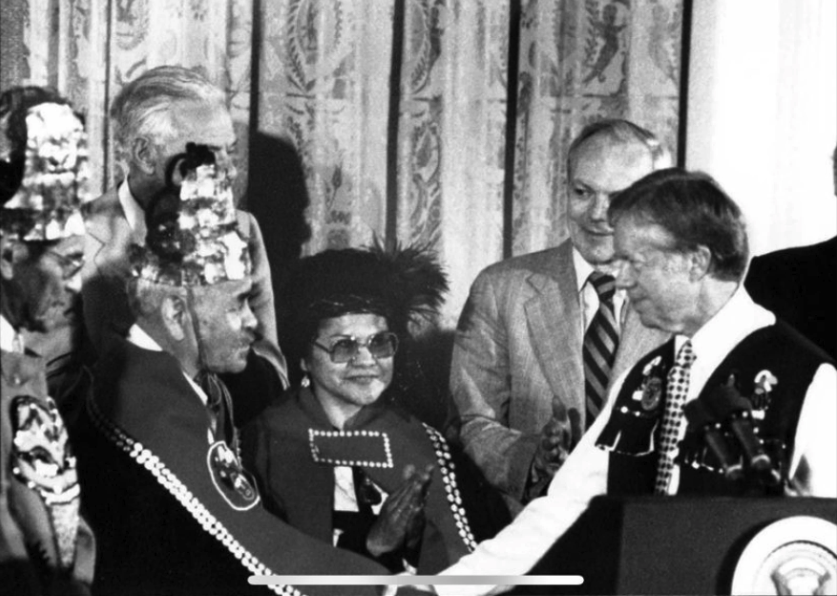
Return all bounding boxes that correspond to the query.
[86,398,302,596]
[421,423,477,551]
[308,428,394,468]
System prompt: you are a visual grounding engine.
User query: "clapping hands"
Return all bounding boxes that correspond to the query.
[366,463,434,558]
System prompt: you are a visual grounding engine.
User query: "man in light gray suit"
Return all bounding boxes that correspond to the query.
[82,66,288,424]
[449,119,671,514]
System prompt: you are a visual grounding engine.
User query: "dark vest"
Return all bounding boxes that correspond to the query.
[595,321,830,496]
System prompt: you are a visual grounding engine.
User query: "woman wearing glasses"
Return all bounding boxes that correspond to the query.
[242,244,493,573]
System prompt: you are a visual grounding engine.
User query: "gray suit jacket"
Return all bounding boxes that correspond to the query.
[82,186,288,387]
[449,240,667,512]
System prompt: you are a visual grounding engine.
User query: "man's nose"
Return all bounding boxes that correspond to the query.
[65,269,83,294]
[217,150,238,180]
[242,303,258,332]
[589,192,611,220]
[614,263,633,289]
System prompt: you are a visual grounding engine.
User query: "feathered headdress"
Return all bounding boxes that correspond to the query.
[129,143,250,286]
[279,240,449,381]
[0,91,90,241]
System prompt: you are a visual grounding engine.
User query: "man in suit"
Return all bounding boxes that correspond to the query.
[448,119,671,513]
[744,146,836,359]
[81,65,287,424]
[435,169,836,596]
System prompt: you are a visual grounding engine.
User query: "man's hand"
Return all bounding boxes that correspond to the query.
[366,464,434,557]
[526,401,582,500]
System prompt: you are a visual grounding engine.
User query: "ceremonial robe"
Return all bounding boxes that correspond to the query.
[1,348,95,595]
[243,388,482,574]
[75,334,388,596]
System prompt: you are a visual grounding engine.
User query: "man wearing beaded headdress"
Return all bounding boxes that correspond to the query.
[0,86,96,595]
[242,244,509,575]
[75,144,390,596]
[82,65,286,427]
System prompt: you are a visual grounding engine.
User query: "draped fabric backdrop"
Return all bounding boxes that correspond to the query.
[1,0,683,327]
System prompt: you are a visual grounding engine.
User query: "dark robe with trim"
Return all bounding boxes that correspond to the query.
[74,334,387,596]
[242,388,480,574]
[1,349,96,595]
[596,321,830,496]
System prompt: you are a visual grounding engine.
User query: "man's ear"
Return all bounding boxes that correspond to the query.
[161,294,189,341]
[689,245,712,280]
[130,136,157,175]
[300,358,310,374]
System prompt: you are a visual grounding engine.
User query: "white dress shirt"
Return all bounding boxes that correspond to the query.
[437,288,837,595]
[0,315,22,353]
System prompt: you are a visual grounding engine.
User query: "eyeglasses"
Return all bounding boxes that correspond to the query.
[45,250,84,280]
[312,332,399,364]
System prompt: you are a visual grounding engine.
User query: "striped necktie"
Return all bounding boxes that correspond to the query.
[654,341,697,494]
[582,272,618,428]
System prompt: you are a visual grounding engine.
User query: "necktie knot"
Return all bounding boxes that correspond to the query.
[588,271,616,303]
[673,340,696,368]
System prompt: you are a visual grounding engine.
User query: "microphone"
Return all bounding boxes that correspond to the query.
[704,383,781,486]
[683,399,744,481]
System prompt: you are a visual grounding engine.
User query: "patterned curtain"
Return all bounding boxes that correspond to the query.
[0,0,684,328]
[511,0,682,258]
[0,0,254,200]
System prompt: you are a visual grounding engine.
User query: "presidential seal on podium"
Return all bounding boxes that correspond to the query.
[731,515,837,595]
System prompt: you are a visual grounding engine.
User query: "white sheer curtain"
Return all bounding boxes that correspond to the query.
[685,0,836,256]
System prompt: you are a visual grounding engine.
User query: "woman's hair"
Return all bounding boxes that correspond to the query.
[279,242,448,388]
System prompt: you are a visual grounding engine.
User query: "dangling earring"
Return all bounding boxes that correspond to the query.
[301,374,310,388]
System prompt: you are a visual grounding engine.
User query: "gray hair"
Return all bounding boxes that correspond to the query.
[567,118,671,178]
[110,66,226,156]
[608,168,749,282]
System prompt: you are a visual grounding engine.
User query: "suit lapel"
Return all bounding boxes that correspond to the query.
[524,242,585,413]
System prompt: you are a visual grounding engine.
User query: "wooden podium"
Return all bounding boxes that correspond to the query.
[514,496,837,595]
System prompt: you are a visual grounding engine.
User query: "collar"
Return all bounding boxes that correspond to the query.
[118,178,147,242]
[126,323,208,406]
[674,285,775,366]
[572,247,625,297]
[0,315,23,353]
[572,248,595,294]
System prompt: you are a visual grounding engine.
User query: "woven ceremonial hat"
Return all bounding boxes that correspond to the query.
[130,143,250,286]
[0,97,90,241]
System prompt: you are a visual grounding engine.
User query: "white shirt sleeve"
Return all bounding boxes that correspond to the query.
[789,363,837,497]
[435,397,614,596]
